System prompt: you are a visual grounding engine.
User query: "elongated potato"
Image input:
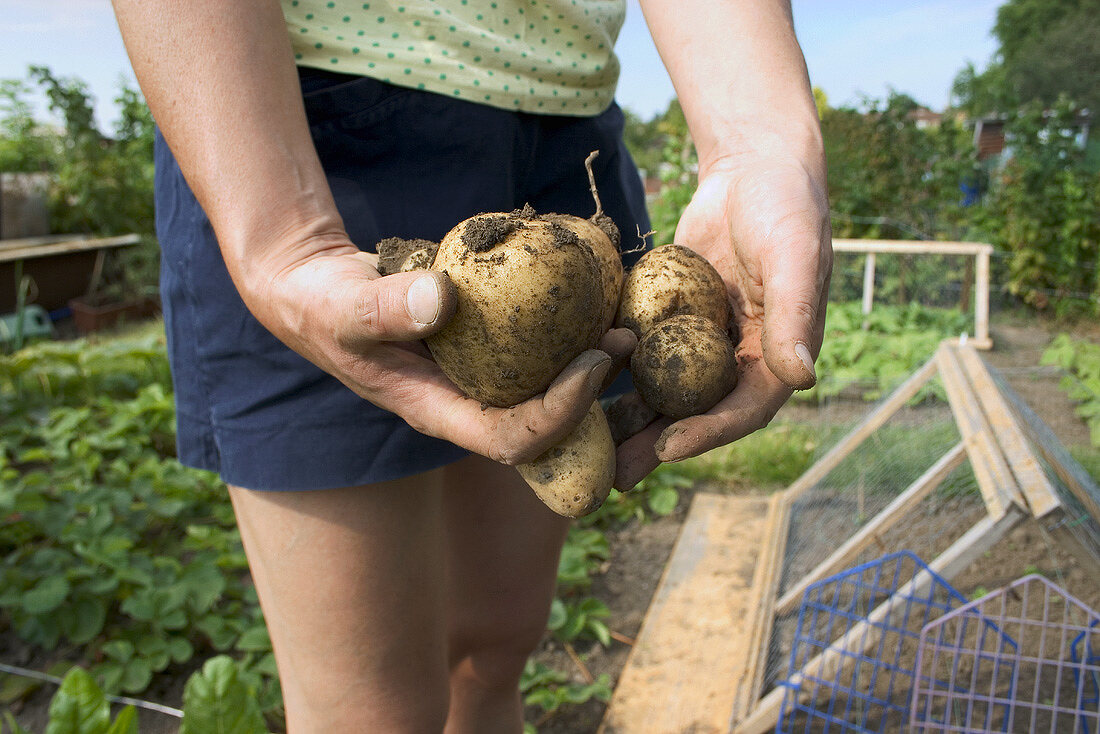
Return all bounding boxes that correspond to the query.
[616,244,730,338]
[427,208,605,407]
[517,401,615,517]
[630,314,738,419]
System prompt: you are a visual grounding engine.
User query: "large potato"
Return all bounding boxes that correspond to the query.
[544,213,623,331]
[517,401,615,517]
[426,208,605,407]
[630,314,738,419]
[616,244,730,337]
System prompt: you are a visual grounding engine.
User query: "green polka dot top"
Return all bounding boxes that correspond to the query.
[282,0,624,116]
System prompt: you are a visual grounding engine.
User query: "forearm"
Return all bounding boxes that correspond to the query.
[111,0,353,296]
[637,0,822,176]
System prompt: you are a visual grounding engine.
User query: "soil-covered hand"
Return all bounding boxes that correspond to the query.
[615,154,832,489]
[247,243,631,466]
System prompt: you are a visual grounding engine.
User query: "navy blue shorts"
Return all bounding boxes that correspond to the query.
[155,68,651,491]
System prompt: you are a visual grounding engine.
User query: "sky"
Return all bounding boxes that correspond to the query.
[0,0,1003,130]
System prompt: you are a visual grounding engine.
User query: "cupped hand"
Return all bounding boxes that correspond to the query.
[245,242,635,466]
[615,154,833,489]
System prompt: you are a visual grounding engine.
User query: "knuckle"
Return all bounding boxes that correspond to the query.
[354,289,386,333]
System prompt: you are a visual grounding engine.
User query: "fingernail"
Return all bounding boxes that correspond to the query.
[406,275,441,325]
[795,341,817,381]
[589,358,611,392]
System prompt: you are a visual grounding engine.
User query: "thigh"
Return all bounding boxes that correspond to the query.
[229,472,450,733]
[442,456,570,669]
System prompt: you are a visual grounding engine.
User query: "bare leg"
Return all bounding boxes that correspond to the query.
[229,471,450,734]
[441,455,571,734]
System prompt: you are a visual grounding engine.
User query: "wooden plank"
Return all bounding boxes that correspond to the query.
[0,234,88,251]
[0,234,141,264]
[936,346,1022,518]
[861,252,876,328]
[832,240,994,257]
[600,493,771,734]
[786,356,939,503]
[975,249,991,348]
[734,493,791,721]
[735,508,1025,734]
[953,344,1061,519]
[775,441,968,616]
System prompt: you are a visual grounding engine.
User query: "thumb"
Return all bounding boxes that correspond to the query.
[344,270,457,344]
[760,235,829,391]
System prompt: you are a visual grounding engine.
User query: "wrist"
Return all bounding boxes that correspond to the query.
[697,111,824,184]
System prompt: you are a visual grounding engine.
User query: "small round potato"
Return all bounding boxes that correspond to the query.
[616,244,730,337]
[426,208,605,407]
[544,214,623,331]
[630,314,738,419]
[517,401,615,517]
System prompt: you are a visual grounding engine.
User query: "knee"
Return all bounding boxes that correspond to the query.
[450,613,549,692]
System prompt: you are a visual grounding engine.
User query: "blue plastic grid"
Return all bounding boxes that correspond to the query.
[776,551,970,734]
[1071,619,1099,733]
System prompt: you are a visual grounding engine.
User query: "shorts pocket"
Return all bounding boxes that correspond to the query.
[299,67,415,126]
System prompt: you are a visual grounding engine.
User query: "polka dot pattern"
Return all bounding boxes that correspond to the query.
[282,0,623,115]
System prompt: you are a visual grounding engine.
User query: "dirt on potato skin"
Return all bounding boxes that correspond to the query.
[427,209,606,408]
[376,236,438,275]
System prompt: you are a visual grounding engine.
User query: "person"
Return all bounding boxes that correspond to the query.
[110,0,832,731]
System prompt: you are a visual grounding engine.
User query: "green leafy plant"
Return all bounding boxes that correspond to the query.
[520,660,612,724]
[1041,333,1100,446]
[547,597,612,647]
[3,657,269,734]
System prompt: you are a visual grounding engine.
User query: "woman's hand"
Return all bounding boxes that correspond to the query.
[250,241,632,466]
[615,151,832,489]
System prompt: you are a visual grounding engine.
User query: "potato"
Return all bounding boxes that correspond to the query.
[544,213,622,331]
[630,314,738,419]
[426,207,605,407]
[616,244,730,338]
[517,401,615,517]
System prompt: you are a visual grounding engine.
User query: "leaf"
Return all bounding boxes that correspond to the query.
[120,658,152,694]
[235,625,271,653]
[647,485,678,516]
[168,636,195,664]
[180,656,269,734]
[546,598,567,631]
[59,597,107,645]
[45,668,110,734]
[104,707,137,734]
[23,575,70,614]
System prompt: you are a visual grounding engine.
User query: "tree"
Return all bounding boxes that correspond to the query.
[953,0,1100,113]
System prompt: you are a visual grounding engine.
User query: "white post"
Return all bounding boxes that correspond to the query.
[861,252,876,330]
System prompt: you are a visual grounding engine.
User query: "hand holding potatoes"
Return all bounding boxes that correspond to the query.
[614,157,832,490]
[244,236,624,477]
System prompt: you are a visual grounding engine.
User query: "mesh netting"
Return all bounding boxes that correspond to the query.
[764,374,985,695]
[987,364,1100,566]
